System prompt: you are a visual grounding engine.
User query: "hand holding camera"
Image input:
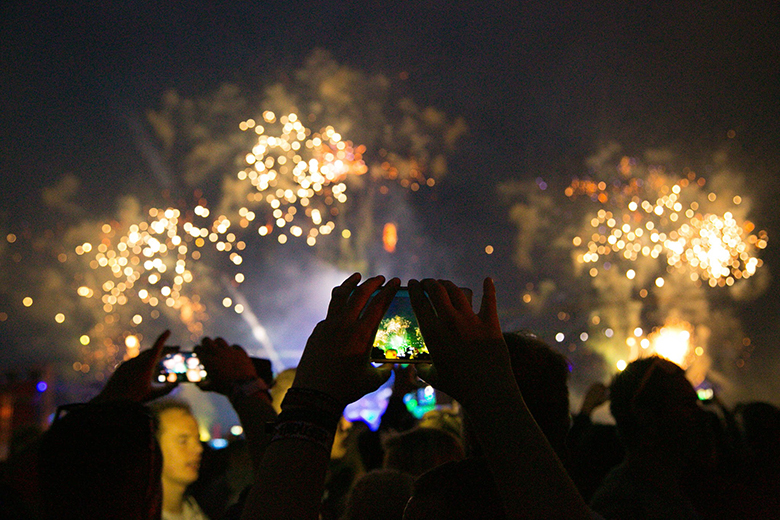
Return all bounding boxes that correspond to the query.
[194,337,260,395]
[94,330,178,404]
[292,273,400,407]
[409,278,516,406]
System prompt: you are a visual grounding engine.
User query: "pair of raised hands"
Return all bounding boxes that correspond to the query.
[291,273,515,408]
[96,273,510,408]
[93,332,257,404]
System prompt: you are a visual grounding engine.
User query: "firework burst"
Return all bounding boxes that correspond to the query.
[235,111,368,246]
[73,205,234,337]
[568,159,767,288]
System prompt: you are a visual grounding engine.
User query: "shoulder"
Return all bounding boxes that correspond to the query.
[183,496,210,520]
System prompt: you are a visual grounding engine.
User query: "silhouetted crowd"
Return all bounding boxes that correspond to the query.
[1,275,778,519]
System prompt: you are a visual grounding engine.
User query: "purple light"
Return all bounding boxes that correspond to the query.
[37,381,48,392]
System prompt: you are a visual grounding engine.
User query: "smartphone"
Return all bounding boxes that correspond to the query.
[696,387,715,402]
[370,287,472,363]
[157,352,208,383]
[370,288,429,363]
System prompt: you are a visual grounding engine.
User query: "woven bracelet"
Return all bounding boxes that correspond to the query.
[281,387,344,423]
[270,419,335,453]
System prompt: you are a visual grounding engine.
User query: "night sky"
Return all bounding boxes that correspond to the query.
[2,1,779,406]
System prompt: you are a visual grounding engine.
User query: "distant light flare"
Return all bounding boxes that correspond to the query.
[236,112,436,248]
[72,203,247,366]
[383,223,398,253]
[75,208,204,326]
[648,323,694,368]
[562,157,766,378]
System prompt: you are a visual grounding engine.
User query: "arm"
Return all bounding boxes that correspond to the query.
[195,337,278,472]
[410,278,590,520]
[569,382,609,448]
[240,273,399,520]
[579,382,609,418]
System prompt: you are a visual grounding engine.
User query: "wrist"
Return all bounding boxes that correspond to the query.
[269,414,337,453]
[268,392,344,453]
[282,387,345,422]
[230,378,271,403]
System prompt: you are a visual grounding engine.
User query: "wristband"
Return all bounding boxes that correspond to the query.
[281,387,344,422]
[270,419,335,453]
[277,406,341,431]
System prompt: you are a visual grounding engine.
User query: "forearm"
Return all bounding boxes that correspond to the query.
[241,436,333,520]
[229,390,278,472]
[462,385,590,520]
[240,387,344,520]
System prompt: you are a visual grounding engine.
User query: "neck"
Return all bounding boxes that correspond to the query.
[162,478,188,514]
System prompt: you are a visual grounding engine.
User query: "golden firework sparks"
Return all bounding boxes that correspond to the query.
[238,112,367,246]
[75,206,216,333]
[569,163,766,285]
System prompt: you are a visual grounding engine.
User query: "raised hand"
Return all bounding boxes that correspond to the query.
[292,273,400,407]
[92,330,177,403]
[409,278,592,518]
[409,278,514,405]
[579,382,609,416]
[195,337,259,396]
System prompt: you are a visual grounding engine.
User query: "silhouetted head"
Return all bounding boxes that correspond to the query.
[403,457,505,520]
[736,401,780,477]
[502,331,571,459]
[38,401,162,520]
[383,426,465,477]
[609,356,715,467]
[343,469,415,520]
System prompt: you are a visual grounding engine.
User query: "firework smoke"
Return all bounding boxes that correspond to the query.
[502,144,769,397]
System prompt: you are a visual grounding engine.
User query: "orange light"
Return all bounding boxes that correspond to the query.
[383,223,398,253]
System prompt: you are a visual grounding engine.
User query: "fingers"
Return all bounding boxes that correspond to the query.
[194,337,215,361]
[196,337,239,354]
[477,277,498,324]
[440,280,472,313]
[344,275,386,323]
[422,278,452,312]
[151,330,171,354]
[343,277,397,356]
[409,279,438,338]
[144,330,171,364]
[131,330,171,369]
[357,277,399,328]
[327,273,362,319]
